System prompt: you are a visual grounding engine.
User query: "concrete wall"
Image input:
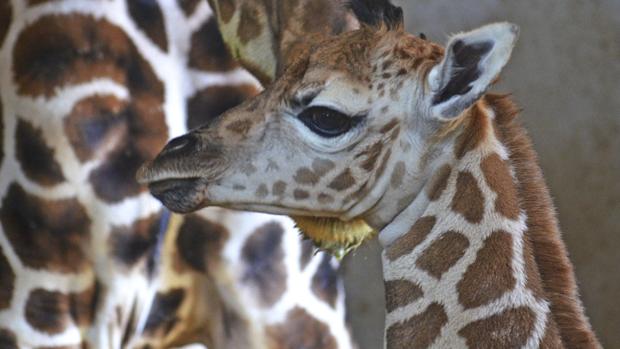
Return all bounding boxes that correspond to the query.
[342,1,620,347]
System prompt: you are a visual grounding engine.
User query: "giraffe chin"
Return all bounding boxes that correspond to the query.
[291,216,377,260]
[148,178,208,214]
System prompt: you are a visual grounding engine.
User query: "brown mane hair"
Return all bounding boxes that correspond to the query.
[488,93,601,348]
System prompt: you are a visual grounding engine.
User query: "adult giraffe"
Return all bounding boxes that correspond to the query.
[0,0,355,348]
[139,0,602,347]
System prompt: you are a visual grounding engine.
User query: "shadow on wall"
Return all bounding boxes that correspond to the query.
[342,0,620,348]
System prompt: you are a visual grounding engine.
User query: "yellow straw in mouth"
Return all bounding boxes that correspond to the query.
[291,216,376,260]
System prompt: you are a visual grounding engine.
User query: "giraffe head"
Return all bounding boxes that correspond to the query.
[137,0,519,252]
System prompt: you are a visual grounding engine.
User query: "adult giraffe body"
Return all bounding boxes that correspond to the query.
[139,0,602,347]
[0,0,355,348]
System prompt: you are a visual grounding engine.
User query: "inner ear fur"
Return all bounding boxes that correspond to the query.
[429,22,519,119]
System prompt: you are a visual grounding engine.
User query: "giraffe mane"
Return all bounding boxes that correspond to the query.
[489,94,601,347]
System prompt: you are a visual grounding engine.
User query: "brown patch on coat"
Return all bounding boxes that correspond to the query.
[384,279,423,312]
[388,126,400,141]
[127,0,168,51]
[0,247,15,310]
[237,2,262,44]
[13,14,164,98]
[487,93,600,347]
[177,0,201,16]
[380,118,399,134]
[426,164,451,201]
[457,230,516,309]
[416,231,469,279]
[454,104,488,159]
[188,17,237,72]
[293,189,309,200]
[359,141,383,171]
[70,93,166,203]
[256,183,269,198]
[294,167,319,185]
[312,158,336,176]
[64,95,129,162]
[272,181,287,196]
[318,193,334,204]
[177,214,229,272]
[16,119,65,186]
[241,221,287,306]
[25,284,100,334]
[266,307,337,349]
[451,171,484,223]
[328,168,355,191]
[299,239,314,270]
[143,288,185,338]
[0,328,17,349]
[0,183,91,273]
[186,84,258,129]
[375,148,392,180]
[15,15,168,201]
[294,159,336,186]
[481,153,520,219]
[108,212,161,270]
[386,216,436,261]
[311,254,339,308]
[0,1,10,52]
[88,135,166,203]
[386,302,447,349]
[458,306,535,348]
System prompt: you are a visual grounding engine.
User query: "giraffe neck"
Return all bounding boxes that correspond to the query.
[379,94,599,348]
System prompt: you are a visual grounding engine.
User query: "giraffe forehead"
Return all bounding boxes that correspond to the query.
[301,29,383,83]
[302,30,444,93]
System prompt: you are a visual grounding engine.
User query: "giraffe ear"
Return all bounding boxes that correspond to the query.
[428,22,519,119]
[348,0,403,29]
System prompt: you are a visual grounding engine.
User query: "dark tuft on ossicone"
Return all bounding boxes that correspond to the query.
[347,0,403,29]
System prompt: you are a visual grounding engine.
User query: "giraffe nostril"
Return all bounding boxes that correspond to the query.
[163,134,196,154]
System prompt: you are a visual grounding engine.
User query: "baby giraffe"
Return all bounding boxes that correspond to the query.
[138,0,600,347]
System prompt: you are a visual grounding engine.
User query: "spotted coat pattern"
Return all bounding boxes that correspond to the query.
[0,1,354,348]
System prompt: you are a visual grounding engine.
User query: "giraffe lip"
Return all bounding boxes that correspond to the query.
[147,177,208,213]
[148,177,200,194]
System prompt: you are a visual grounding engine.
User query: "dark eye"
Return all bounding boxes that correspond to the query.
[298,106,356,138]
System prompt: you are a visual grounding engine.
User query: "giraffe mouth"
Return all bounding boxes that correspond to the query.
[147,177,208,213]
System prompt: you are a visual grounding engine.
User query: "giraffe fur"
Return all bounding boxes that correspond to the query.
[139,1,601,347]
[0,0,355,348]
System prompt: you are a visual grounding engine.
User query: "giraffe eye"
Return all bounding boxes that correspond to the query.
[298,106,357,138]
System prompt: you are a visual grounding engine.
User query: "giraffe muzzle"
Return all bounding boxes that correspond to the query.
[147,177,208,213]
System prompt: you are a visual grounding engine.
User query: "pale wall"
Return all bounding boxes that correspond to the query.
[342,1,620,347]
